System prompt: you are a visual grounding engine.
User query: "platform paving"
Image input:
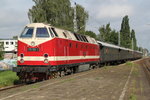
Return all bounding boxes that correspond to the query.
[0,58,150,100]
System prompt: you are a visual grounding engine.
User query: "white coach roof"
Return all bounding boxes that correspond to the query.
[97,41,131,51]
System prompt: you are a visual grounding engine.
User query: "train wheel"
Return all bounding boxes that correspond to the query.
[73,66,79,73]
[59,70,65,77]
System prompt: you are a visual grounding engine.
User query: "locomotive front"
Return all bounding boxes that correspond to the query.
[13,23,58,82]
[17,23,53,66]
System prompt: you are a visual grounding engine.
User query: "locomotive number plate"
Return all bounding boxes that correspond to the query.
[27,48,39,52]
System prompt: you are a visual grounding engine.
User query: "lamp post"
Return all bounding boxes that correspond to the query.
[118,32,120,46]
[132,38,134,50]
[73,2,77,33]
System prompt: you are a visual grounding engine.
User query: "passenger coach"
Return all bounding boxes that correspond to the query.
[98,41,142,65]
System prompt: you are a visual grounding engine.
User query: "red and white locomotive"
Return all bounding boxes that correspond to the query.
[13,23,100,82]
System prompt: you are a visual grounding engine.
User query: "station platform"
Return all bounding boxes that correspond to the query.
[0,58,150,100]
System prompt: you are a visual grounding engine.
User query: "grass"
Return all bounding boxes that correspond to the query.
[21,84,40,91]
[125,61,139,67]
[103,65,113,70]
[61,78,75,83]
[132,67,139,76]
[129,94,137,100]
[0,70,18,88]
[126,61,134,66]
[95,77,100,80]
[129,79,137,100]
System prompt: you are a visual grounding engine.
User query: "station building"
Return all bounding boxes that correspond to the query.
[0,39,17,59]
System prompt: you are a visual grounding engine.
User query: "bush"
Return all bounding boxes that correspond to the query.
[0,51,4,60]
[0,70,18,88]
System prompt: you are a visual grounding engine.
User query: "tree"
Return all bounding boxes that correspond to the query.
[138,47,143,52]
[13,36,18,39]
[98,23,118,45]
[120,15,131,48]
[131,29,137,50]
[84,31,97,39]
[76,4,88,33]
[0,41,4,60]
[98,23,111,41]
[28,0,88,32]
[109,30,118,45]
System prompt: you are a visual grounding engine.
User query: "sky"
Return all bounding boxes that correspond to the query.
[0,0,150,51]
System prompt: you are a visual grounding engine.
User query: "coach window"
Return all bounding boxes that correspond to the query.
[69,43,72,48]
[11,42,14,45]
[6,42,9,45]
[36,28,49,37]
[20,27,34,38]
[76,43,78,48]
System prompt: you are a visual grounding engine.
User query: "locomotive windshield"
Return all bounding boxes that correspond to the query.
[20,27,34,38]
[36,28,49,37]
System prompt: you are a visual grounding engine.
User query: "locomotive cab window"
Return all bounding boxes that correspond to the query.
[36,28,49,37]
[20,27,34,38]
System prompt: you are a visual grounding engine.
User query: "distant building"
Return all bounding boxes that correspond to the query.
[143,49,149,57]
[0,39,17,53]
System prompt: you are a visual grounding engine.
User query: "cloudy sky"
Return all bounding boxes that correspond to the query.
[0,0,150,50]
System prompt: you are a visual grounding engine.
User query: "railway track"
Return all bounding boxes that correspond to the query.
[0,84,25,92]
[142,61,150,85]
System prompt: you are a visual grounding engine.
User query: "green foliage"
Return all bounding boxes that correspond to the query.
[131,29,138,50]
[120,15,138,49]
[125,61,135,66]
[76,4,88,33]
[84,31,97,39]
[138,47,143,52]
[98,23,111,41]
[120,15,131,48]
[97,15,139,50]
[98,23,118,45]
[0,42,4,60]
[129,94,137,100]
[29,0,88,33]
[0,51,4,60]
[0,71,18,87]
[13,36,18,39]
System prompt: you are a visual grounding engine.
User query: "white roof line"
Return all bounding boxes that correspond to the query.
[97,41,142,53]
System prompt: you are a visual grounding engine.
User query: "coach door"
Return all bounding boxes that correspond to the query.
[64,40,69,64]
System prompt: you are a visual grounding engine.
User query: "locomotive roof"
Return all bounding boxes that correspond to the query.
[26,23,50,27]
[25,23,98,45]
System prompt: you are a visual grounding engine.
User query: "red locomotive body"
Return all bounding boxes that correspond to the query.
[13,23,100,82]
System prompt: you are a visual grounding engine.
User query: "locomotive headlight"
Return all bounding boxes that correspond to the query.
[20,53,24,58]
[31,41,35,46]
[44,53,49,58]
[44,59,49,63]
[20,59,24,63]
